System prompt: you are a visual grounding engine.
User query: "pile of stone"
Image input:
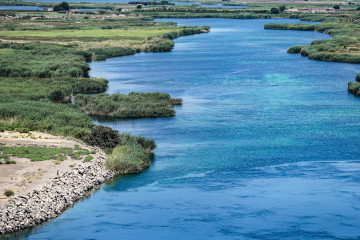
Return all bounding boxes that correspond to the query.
[0,151,115,234]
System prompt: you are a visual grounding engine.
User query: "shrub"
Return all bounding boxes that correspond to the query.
[105,143,151,174]
[84,126,121,150]
[5,160,16,164]
[74,129,90,140]
[270,8,279,14]
[0,155,10,160]
[54,2,70,11]
[4,190,14,197]
[50,88,71,102]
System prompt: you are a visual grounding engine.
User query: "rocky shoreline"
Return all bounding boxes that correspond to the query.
[0,149,115,234]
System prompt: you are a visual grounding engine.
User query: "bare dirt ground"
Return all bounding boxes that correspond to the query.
[0,131,97,208]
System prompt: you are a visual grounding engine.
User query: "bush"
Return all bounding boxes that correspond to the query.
[105,143,151,174]
[4,190,14,197]
[5,160,16,164]
[270,8,279,14]
[74,129,90,140]
[54,2,70,11]
[84,126,121,150]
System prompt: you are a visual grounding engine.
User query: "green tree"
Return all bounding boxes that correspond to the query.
[53,2,70,11]
[84,126,121,150]
[271,7,279,14]
[333,5,340,10]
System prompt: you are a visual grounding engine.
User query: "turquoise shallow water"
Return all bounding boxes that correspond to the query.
[11,18,360,239]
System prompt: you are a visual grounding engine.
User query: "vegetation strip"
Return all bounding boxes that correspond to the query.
[75,92,182,118]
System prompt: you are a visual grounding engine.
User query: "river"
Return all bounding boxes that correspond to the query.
[15,18,360,239]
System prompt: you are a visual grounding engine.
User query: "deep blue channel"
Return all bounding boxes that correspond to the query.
[14,18,360,240]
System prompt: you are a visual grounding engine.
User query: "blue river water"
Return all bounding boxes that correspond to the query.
[0,6,43,10]
[11,18,360,239]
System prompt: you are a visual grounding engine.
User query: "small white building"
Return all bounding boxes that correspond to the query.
[43,7,53,11]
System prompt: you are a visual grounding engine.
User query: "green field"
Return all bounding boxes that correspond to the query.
[0,28,179,41]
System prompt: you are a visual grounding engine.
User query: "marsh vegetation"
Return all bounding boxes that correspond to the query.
[75,92,182,118]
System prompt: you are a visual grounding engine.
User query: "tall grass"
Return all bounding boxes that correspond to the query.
[105,143,152,174]
[75,92,182,118]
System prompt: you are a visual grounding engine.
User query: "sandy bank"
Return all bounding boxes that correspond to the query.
[0,131,115,234]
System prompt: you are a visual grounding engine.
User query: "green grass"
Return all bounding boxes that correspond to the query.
[83,155,94,162]
[0,77,108,103]
[0,28,179,42]
[0,100,94,137]
[0,145,90,161]
[0,42,89,78]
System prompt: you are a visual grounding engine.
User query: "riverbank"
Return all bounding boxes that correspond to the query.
[0,131,115,234]
[0,10,210,235]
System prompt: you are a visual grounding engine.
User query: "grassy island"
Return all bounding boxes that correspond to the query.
[75,92,182,118]
[264,22,360,63]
